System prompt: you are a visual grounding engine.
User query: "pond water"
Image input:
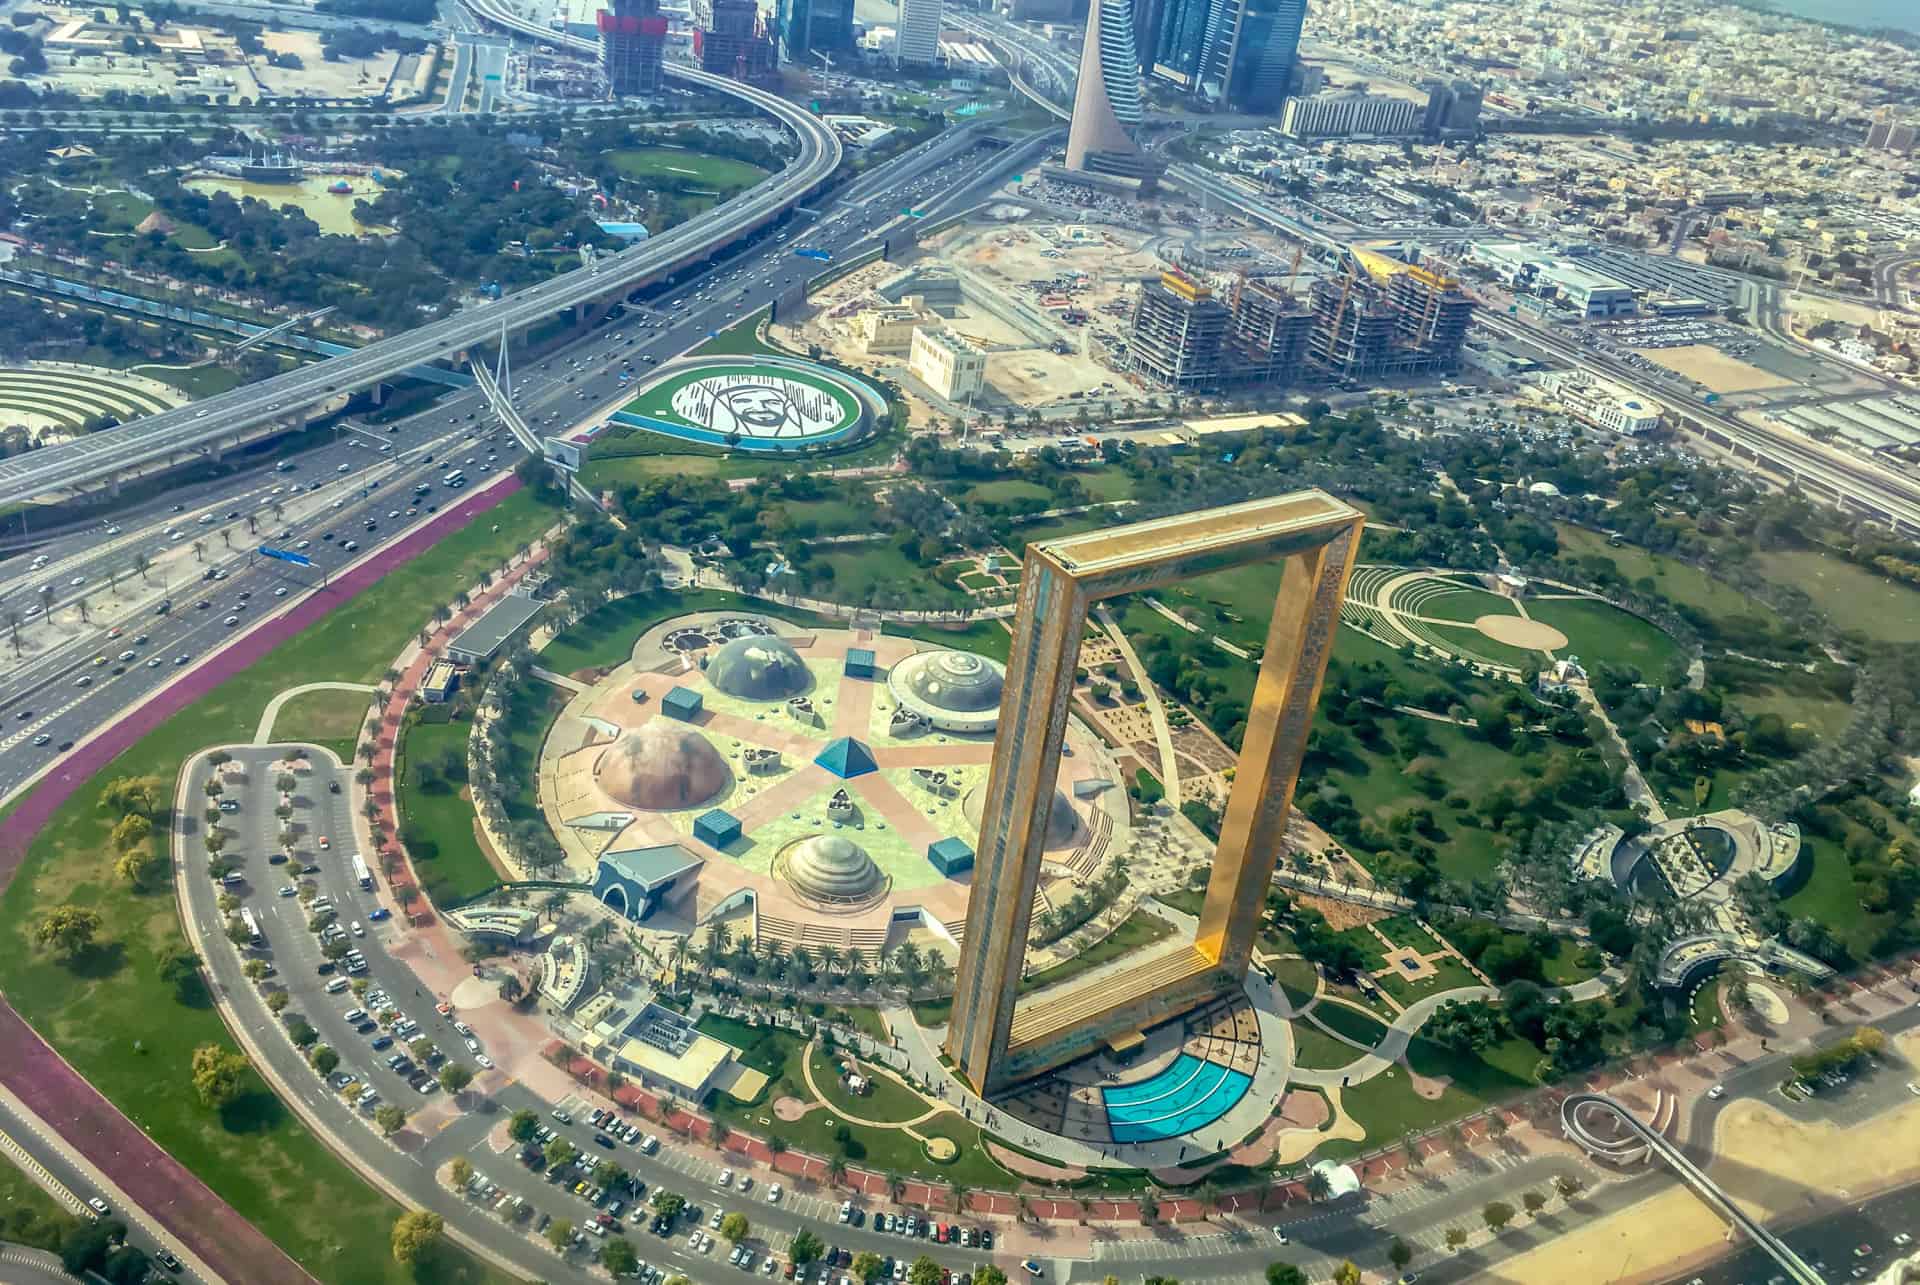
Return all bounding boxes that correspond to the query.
[182,173,394,237]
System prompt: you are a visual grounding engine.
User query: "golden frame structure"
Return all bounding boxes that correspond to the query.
[945,492,1365,1094]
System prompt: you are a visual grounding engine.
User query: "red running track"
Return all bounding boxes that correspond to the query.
[0,478,523,1285]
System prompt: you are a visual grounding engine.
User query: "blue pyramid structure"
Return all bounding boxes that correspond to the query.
[814,736,878,779]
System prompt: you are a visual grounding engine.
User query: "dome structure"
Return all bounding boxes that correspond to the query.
[778,834,884,903]
[595,723,730,812]
[888,648,1007,733]
[706,634,812,701]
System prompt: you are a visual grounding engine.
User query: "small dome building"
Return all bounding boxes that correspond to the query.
[595,723,730,812]
[776,833,885,904]
[706,635,812,702]
[887,649,1007,734]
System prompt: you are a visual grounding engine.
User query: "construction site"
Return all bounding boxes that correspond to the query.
[1307,247,1477,384]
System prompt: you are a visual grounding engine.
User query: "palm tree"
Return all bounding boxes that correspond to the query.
[191,539,205,562]
[819,944,844,981]
[699,924,730,980]
[1304,1169,1332,1202]
[826,1157,848,1187]
[669,936,691,994]
[133,551,151,582]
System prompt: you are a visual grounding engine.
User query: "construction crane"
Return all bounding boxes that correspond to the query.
[1285,245,1303,296]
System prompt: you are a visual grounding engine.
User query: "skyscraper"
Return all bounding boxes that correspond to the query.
[599,0,667,95]
[896,0,943,64]
[1066,0,1152,182]
[1150,0,1302,113]
[777,0,854,64]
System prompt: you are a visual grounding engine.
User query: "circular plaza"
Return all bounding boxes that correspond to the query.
[611,356,880,452]
[535,611,1132,951]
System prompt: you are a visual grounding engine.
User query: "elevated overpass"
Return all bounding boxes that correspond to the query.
[0,45,840,510]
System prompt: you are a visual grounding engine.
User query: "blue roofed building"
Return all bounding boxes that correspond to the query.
[694,808,742,849]
[814,736,879,779]
[845,647,877,679]
[928,836,974,876]
[662,686,704,721]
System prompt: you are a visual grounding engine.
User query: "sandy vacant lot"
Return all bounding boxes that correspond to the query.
[1499,1034,1920,1283]
[1638,343,1793,394]
[256,30,398,100]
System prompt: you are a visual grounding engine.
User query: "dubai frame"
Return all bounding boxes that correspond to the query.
[946,491,1365,1094]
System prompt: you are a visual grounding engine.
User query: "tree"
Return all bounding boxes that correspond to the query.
[1303,1169,1332,1202]
[439,1063,473,1094]
[110,812,152,853]
[1444,1227,1468,1251]
[909,1256,941,1285]
[391,1210,442,1264]
[851,1250,884,1283]
[593,1159,626,1190]
[651,1189,686,1219]
[790,1230,826,1265]
[545,1217,574,1250]
[376,1104,407,1136]
[266,989,290,1014]
[602,1236,638,1276]
[190,1043,249,1108]
[1522,1190,1547,1216]
[449,1156,474,1188]
[1263,1267,1306,1285]
[1554,1174,1583,1199]
[34,905,102,957]
[1483,1200,1515,1232]
[242,958,269,983]
[545,1137,577,1169]
[114,848,154,887]
[310,1045,339,1076]
[720,1211,750,1244]
[974,1270,1007,1285]
[509,1108,540,1143]
[1331,1263,1361,1285]
[1388,1239,1414,1270]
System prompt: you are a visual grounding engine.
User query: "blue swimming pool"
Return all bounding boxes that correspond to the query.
[1101,1054,1254,1143]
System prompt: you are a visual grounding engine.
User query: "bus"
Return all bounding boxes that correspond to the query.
[239,907,263,946]
[352,853,373,891]
[441,470,466,489]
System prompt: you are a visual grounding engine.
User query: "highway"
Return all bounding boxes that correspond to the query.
[0,60,842,511]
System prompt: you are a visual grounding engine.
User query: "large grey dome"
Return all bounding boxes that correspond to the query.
[595,723,729,811]
[779,834,883,902]
[707,634,811,701]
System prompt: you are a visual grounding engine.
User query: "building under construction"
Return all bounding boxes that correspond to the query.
[1126,269,1313,391]
[1227,275,1314,385]
[599,0,667,95]
[693,0,778,82]
[1307,247,1473,381]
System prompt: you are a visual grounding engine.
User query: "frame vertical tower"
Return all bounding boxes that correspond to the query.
[946,491,1364,1094]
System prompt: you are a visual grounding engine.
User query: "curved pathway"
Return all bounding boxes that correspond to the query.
[798,1040,944,1130]
[1095,603,1180,808]
[253,680,376,745]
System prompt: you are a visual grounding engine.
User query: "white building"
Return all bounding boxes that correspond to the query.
[1280,91,1421,139]
[908,327,986,401]
[1538,371,1663,435]
[896,0,942,64]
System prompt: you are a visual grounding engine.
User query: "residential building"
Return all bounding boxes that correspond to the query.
[1067,0,1156,184]
[1281,90,1422,139]
[909,327,986,401]
[1421,78,1483,136]
[599,0,667,95]
[1538,371,1663,434]
[897,0,942,64]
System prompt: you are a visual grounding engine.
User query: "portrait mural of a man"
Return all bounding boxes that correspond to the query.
[670,374,843,439]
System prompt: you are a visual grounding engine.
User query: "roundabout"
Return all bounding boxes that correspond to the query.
[609,356,880,452]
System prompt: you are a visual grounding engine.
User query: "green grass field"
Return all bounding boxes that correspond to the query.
[1525,597,1679,675]
[1323,719,1514,886]
[395,718,501,907]
[1289,1018,1366,1070]
[0,1155,83,1253]
[1272,955,1321,1011]
[811,543,967,611]
[1555,525,1756,624]
[1413,586,1520,625]
[1373,954,1483,1006]
[0,489,559,1285]
[881,618,1013,664]
[962,479,1055,508]
[1752,548,1920,643]
[807,1044,928,1123]
[267,686,372,762]
[606,146,770,194]
[1306,1001,1389,1051]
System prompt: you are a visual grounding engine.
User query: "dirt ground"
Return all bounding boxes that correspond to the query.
[1496,1031,1920,1283]
[255,30,398,99]
[1637,343,1793,394]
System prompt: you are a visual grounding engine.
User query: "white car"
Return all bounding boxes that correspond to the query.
[1707,1085,1725,1100]
[475,1053,494,1070]
[719,1170,734,1187]
[275,587,289,597]
[766,1183,782,1203]
[86,1197,109,1216]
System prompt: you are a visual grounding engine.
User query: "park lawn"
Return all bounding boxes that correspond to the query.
[702,1021,1013,1189]
[1782,832,1888,963]
[1330,627,1501,707]
[962,478,1055,508]
[1289,1017,1366,1070]
[538,587,843,675]
[812,544,967,611]
[883,617,1012,663]
[606,146,769,193]
[1322,719,1513,886]
[395,718,502,907]
[823,1004,891,1043]
[1076,469,1142,503]
[1539,935,1606,988]
[142,362,246,399]
[1418,621,1542,671]
[1414,586,1521,625]
[779,494,879,537]
[269,686,373,762]
[1753,548,1920,644]
[1003,511,1109,551]
[1322,1036,1538,1159]
[0,1154,84,1252]
[498,684,568,823]
[806,1044,929,1124]
[1525,597,1678,675]
[1555,525,1757,624]
[1271,955,1321,1012]
[0,489,557,1285]
[691,308,779,359]
[1021,911,1174,992]
[1306,1001,1390,1051]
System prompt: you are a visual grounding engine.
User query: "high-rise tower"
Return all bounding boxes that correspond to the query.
[1066,0,1152,182]
[1151,0,1302,113]
[599,0,667,95]
[897,0,943,64]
